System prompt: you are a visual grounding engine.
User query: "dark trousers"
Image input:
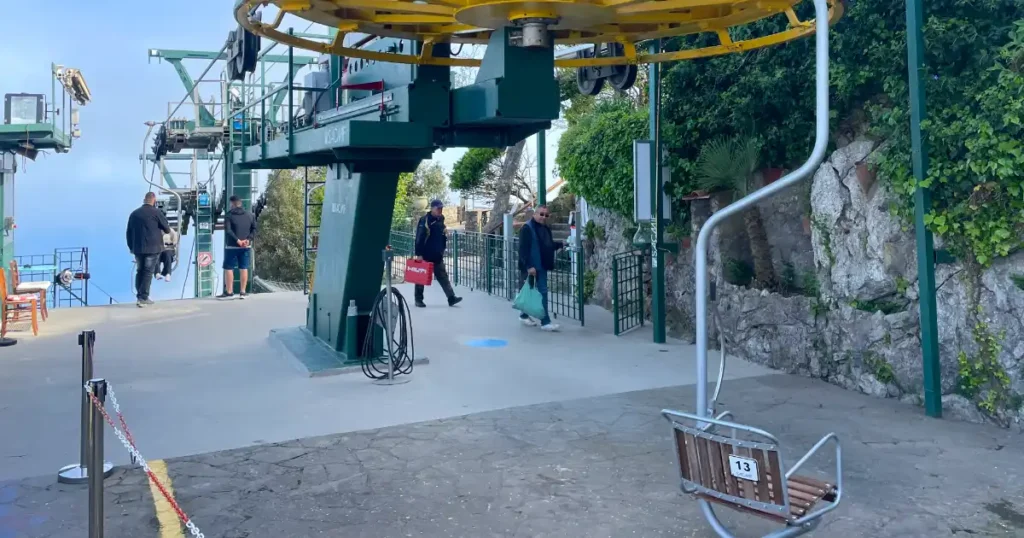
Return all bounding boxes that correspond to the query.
[157,250,175,277]
[414,259,456,301]
[134,253,159,301]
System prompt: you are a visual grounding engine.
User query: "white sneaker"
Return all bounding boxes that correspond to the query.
[164,276,171,283]
[520,317,538,327]
[540,323,560,332]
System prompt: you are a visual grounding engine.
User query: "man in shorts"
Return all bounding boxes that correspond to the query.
[219,195,256,299]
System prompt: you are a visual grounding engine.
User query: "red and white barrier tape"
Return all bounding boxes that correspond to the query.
[84,383,205,538]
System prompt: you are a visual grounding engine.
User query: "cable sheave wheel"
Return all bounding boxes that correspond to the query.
[360,286,415,379]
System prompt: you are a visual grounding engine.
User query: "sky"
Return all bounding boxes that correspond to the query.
[1,1,564,304]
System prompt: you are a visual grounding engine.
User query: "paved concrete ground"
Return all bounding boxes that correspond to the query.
[3,375,1024,537]
[0,285,769,481]
[4,285,1024,537]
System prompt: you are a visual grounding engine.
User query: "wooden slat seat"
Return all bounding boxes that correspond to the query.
[663,409,842,535]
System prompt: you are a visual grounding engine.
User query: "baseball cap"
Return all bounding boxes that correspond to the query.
[430,199,444,209]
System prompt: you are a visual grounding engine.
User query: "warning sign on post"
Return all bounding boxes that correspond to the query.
[198,252,212,268]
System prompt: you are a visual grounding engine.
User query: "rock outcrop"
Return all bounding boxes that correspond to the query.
[585,140,1024,427]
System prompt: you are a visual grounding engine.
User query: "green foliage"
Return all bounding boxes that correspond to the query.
[895,276,910,295]
[873,16,1024,267]
[253,168,324,283]
[695,136,763,194]
[810,298,829,318]
[623,224,638,242]
[408,161,449,203]
[556,99,649,217]
[778,264,821,297]
[801,271,820,298]
[956,317,1020,416]
[849,297,906,315]
[780,262,798,292]
[555,0,1024,267]
[665,218,688,240]
[393,172,413,230]
[583,269,597,303]
[584,219,605,242]
[724,258,754,287]
[450,148,502,192]
[864,353,897,385]
[1011,273,1024,291]
[812,217,836,266]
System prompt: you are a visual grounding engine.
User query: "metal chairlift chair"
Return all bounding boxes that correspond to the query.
[659,0,844,536]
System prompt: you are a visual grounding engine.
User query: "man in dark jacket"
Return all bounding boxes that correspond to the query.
[126,192,172,307]
[220,195,257,299]
[517,205,563,331]
[412,199,461,308]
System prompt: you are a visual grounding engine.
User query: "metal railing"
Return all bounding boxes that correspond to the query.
[611,250,645,335]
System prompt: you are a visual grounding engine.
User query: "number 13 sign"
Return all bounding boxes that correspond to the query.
[728,455,759,481]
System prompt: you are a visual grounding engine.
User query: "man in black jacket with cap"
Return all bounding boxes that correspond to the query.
[412,199,462,308]
[126,192,172,307]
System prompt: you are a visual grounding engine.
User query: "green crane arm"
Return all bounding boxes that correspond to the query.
[167,59,217,127]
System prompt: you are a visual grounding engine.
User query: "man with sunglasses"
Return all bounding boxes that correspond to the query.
[517,205,564,331]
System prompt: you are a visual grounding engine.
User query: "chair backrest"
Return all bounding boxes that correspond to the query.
[671,420,790,519]
[0,268,9,305]
[7,261,20,289]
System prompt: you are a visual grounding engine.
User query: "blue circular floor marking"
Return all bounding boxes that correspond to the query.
[465,338,508,348]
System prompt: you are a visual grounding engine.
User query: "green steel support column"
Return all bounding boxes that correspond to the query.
[906,0,942,418]
[0,171,11,269]
[224,81,253,295]
[287,30,294,156]
[648,41,666,344]
[194,189,215,298]
[537,130,546,205]
[307,163,415,359]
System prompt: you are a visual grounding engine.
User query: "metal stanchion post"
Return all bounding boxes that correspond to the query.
[87,378,107,538]
[59,331,113,484]
[375,247,409,386]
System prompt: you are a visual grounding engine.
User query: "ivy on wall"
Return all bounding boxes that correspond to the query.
[554,0,1024,266]
[556,99,649,217]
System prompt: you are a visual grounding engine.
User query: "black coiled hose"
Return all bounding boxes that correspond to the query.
[360,286,416,380]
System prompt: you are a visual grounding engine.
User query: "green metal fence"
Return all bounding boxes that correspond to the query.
[611,250,645,335]
[388,228,584,324]
[548,248,585,323]
[389,231,416,282]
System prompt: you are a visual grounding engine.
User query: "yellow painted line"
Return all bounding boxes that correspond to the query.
[146,460,185,538]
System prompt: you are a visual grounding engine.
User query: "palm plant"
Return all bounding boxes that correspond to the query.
[696,136,777,289]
